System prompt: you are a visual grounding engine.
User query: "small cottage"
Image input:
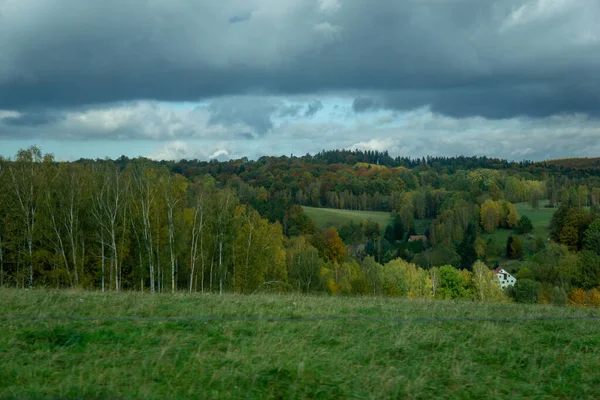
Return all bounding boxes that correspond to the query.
[408,235,428,243]
[492,266,517,289]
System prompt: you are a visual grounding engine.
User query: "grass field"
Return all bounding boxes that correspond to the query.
[2,289,600,398]
[303,206,392,232]
[302,207,430,236]
[482,203,557,266]
[514,202,556,239]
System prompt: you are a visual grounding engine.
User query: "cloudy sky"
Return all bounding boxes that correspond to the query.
[1,0,600,161]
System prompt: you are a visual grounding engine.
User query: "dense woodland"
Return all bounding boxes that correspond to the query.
[1,147,600,306]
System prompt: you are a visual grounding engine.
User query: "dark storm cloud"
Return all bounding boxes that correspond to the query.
[229,12,252,24]
[352,97,380,113]
[207,97,279,135]
[2,111,64,127]
[1,0,600,118]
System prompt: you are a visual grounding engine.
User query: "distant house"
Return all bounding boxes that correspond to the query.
[408,235,428,243]
[492,266,517,289]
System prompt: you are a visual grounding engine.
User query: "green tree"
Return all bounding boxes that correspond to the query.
[516,216,534,234]
[361,220,380,241]
[559,226,579,251]
[471,260,505,302]
[384,225,395,243]
[531,242,577,288]
[574,251,600,290]
[361,256,383,295]
[583,219,600,255]
[393,215,405,241]
[7,146,46,288]
[457,222,477,269]
[551,205,594,250]
[512,279,541,304]
[516,267,534,280]
[286,237,323,293]
[437,265,469,299]
[234,208,286,294]
[506,236,524,259]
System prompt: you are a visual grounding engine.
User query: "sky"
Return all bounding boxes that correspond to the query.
[1,0,600,162]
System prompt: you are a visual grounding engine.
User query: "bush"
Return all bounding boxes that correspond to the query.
[568,288,600,308]
[513,279,541,304]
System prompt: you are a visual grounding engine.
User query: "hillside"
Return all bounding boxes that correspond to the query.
[541,157,600,170]
[302,206,392,232]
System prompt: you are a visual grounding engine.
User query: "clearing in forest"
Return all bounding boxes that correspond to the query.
[302,206,392,231]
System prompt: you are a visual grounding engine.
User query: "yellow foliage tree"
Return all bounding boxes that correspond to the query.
[568,288,587,307]
[506,204,519,228]
[323,227,346,263]
[471,260,506,303]
[587,289,600,308]
[233,209,287,293]
[480,199,501,233]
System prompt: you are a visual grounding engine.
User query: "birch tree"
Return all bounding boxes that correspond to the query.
[164,173,187,293]
[7,146,45,288]
[286,237,322,293]
[130,161,161,292]
[212,189,238,294]
[92,163,128,291]
[44,163,74,286]
[234,207,287,293]
[187,186,208,293]
[472,260,505,303]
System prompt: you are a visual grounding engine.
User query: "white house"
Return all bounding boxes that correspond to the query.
[492,266,517,289]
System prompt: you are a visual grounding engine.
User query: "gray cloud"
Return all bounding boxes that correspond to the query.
[352,97,380,113]
[1,0,599,119]
[3,99,600,162]
[2,110,65,127]
[207,97,280,135]
[278,104,303,118]
[229,12,252,24]
[304,100,324,117]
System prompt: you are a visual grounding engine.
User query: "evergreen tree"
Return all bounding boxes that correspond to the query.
[457,223,477,269]
[393,215,405,241]
[516,215,534,234]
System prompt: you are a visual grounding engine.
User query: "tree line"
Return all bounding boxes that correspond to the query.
[0,147,510,303]
[0,147,290,293]
[2,146,600,308]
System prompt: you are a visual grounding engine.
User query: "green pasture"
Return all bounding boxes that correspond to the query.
[1,289,600,398]
[302,206,392,232]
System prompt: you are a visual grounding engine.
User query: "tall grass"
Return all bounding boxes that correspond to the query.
[1,289,599,398]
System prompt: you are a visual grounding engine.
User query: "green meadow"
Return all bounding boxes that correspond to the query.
[1,289,600,399]
[482,202,556,267]
[302,206,392,232]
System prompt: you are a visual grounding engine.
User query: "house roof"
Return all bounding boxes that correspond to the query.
[492,266,504,274]
[408,235,427,241]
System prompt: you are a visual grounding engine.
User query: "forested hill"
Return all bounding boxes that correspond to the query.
[79,150,600,183]
[541,157,600,171]
[1,146,600,307]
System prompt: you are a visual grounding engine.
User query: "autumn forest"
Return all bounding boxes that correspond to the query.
[1,147,600,307]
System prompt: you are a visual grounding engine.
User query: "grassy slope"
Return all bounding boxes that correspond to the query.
[302,207,430,236]
[2,289,600,398]
[482,203,555,267]
[302,206,392,232]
